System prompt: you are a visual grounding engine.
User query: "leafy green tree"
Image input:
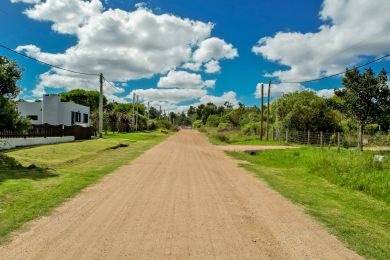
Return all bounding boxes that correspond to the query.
[0,56,30,131]
[60,89,107,111]
[272,90,340,132]
[336,67,390,150]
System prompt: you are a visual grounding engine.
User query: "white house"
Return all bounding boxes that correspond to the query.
[18,94,90,127]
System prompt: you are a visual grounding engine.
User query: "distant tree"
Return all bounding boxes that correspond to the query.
[148,106,161,119]
[60,89,107,111]
[336,67,390,150]
[206,115,221,127]
[0,56,30,131]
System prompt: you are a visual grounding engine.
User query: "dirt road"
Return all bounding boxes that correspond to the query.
[0,130,360,259]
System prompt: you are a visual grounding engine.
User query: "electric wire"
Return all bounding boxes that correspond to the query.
[279,53,390,84]
[0,43,100,76]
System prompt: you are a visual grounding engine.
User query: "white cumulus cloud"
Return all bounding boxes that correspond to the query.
[253,0,390,83]
[157,70,214,89]
[12,0,239,107]
[204,60,221,74]
[193,37,238,63]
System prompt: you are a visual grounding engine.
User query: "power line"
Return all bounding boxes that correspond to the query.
[102,76,119,90]
[279,53,390,84]
[0,43,100,76]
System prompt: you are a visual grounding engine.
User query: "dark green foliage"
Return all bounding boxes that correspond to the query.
[272,90,341,132]
[0,56,30,131]
[336,67,390,149]
[206,115,221,127]
[60,89,107,111]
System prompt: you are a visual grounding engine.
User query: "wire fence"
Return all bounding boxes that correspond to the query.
[271,129,390,148]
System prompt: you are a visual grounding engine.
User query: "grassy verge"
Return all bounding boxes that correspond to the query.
[0,131,170,243]
[229,148,390,259]
[200,127,286,146]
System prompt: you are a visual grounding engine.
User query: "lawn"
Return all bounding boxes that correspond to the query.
[229,148,390,259]
[0,131,170,243]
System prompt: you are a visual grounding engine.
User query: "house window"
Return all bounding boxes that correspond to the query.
[83,114,89,123]
[71,112,75,125]
[76,112,81,122]
[27,115,38,120]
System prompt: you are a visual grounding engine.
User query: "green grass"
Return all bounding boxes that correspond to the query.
[202,127,286,146]
[229,148,390,259]
[103,130,166,141]
[0,131,170,243]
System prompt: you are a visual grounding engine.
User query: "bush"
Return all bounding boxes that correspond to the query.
[241,122,260,136]
[217,122,234,132]
[214,132,230,143]
[170,125,180,132]
[192,120,203,129]
[206,115,221,127]
[147,120,158,130]
[157,119,172,130]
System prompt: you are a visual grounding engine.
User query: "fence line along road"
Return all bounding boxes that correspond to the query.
[0,124,94,140]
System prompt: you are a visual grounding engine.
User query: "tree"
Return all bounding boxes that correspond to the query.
[0,56,30,131]
[60,89,107,111]
[336,67,390,150]
[272,90,340,132]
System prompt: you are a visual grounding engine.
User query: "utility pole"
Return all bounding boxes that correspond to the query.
[147,101,150,130]
[99,73,103,138]
[132,92,135,131]
[266,80,271,141]
[135,95,139,131]
[260,83,264,140]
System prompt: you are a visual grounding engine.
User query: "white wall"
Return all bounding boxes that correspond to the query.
[17,94,90,127]
[0,136,75,150]
[17,102,43,124]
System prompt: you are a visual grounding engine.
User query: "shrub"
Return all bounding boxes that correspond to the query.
[215,132,230,143]
[241,122,260,136]
[170,125,180,132]
[206,115,221,127]
[157,119,172,130]
[217,122,234,132]
[192,120,203,129]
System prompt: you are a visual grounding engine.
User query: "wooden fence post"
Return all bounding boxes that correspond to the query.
[320,131,323,148]
[307,130,310,145]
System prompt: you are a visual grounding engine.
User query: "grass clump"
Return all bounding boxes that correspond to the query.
[229,148,390,259]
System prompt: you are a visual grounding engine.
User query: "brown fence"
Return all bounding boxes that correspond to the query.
[0,124,94,140]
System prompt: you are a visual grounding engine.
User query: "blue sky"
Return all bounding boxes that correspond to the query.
[1,0,390,111]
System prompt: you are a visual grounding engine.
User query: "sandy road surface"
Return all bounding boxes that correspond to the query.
[0,130,360,259]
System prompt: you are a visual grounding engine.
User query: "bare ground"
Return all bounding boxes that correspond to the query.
[0,130,361,259]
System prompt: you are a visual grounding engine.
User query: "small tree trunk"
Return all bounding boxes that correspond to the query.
[359,123,364,151]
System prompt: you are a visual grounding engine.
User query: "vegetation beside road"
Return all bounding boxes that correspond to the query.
[199,127,286,145]
[229,148,390,259]
[0,131,170,243]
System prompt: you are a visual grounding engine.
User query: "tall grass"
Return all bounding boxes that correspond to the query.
[248,148,390,203]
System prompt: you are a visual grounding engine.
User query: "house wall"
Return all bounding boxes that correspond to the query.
[17,102,43,124]
[17,94,90,127]
[0,136,75,150]
[60,103,90,127]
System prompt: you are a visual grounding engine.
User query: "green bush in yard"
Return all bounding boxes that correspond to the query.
[192,120,203,129]
[206,115,221,127]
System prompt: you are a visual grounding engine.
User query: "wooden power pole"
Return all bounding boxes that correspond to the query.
[99,73,103,138]
[132,93,135,131]
[147,101,150,130]
[135,95,139,131]
[266,80,271,141]
[260,83,264,140]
